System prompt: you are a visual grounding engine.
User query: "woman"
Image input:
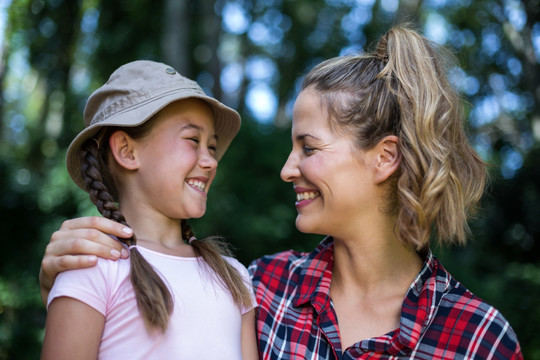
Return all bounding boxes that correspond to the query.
[40,25,522,359]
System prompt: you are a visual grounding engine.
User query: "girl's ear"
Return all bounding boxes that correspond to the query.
[109,130,140,170]
[374,135,400,184]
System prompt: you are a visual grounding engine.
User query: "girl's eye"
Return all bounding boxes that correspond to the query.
[188,137,217,155]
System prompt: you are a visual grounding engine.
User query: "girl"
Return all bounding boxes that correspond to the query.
[40,60,258,360]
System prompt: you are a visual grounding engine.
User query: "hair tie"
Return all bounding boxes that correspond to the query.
[92,137,101,149]
[188,236,197,245]
[128,244,137,250]
[376,33,389,63]
[377,52,389,63]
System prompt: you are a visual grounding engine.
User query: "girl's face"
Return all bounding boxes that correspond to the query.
[129,99,218,221]
[280,88,379,238]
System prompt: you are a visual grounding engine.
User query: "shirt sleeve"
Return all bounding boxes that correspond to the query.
[226,257,257,314]
[47,258,112,316]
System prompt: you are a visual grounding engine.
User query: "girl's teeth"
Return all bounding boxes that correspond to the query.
[187,180,205,191]
[296,191,319,201]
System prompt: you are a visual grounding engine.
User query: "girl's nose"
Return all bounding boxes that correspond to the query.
[199,148,218,170]
[280,151,300,183]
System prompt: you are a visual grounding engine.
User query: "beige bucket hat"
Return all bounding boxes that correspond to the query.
[66,60,241,190]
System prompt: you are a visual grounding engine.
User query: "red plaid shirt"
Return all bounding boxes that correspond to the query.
[248,237,522,359]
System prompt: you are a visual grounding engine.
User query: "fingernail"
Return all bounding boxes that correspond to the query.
[87,255,98,263]
[121,248,129,258]
[123,227,133,235]
[110,249,121,259]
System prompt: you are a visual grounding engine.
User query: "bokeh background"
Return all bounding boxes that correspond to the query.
[0,0,538,358]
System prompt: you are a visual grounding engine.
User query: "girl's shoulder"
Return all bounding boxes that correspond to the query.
[222,255,252,279]
[57,256,131,283]
[47,257,132,314]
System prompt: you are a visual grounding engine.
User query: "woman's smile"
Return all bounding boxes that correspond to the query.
[294,186,321,207]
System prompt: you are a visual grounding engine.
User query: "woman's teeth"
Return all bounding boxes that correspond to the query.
[187,179,206,191]
[296,191,319,201]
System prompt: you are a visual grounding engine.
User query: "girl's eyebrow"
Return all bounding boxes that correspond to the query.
[181,124,218,140]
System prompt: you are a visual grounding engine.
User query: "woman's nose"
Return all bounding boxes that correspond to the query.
[280,151,300,183]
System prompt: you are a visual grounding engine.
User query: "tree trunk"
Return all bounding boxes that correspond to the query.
[162,0,191,75]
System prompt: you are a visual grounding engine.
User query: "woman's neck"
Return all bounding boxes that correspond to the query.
[329,221,423,348]
[330,215,423,295]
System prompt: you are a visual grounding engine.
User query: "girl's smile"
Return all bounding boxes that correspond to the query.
[186,177,209,195]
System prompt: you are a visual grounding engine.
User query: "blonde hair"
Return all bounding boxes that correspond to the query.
[302,24,487,250]
[79,121,252,333]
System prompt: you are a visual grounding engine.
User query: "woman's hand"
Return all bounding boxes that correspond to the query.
[39,217,132,305]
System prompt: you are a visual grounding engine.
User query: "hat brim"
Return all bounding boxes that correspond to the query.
[66,88,240,191]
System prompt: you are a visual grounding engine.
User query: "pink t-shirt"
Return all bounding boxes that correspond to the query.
[47,246,256,359]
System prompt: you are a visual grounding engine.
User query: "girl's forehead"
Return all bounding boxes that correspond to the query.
[157,101,215,127]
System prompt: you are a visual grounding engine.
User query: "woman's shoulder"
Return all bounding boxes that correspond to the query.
[430,268,521,356]
[249,238,334,279]
[249,237,333,278]
[403,254,522,357]
[440,281,516,331]
[248,249,308,276]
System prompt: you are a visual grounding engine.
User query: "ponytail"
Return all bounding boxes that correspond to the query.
[181,220,253,309]
[378,24,486,249]
[302,23,486,250]
[80,137,173,333]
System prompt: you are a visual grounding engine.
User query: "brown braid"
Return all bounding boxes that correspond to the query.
[80,138,173,332]
[181,220,253,309]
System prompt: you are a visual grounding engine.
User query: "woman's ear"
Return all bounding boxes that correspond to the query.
[108,131,140,170]
[374,135,400,184]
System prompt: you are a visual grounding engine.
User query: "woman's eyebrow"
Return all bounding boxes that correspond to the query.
[296,134,320,141]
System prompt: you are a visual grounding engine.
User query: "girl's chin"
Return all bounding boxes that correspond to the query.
[173,208,206,221]
[189,210,206,219]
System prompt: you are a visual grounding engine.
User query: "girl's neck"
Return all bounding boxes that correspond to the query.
[135,238,197,258]
[119,204,195,257]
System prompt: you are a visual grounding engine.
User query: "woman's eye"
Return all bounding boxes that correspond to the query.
[303,146,315,155]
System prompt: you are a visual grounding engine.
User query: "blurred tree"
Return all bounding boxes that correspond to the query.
[0,0,538,358]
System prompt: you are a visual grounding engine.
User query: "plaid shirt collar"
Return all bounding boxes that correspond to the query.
[292,236,448,354]
[292,237,334,310]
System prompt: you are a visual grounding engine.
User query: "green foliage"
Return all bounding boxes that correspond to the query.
[0,0,538,358]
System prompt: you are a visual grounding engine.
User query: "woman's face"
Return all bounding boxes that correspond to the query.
[280,88,380,238]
